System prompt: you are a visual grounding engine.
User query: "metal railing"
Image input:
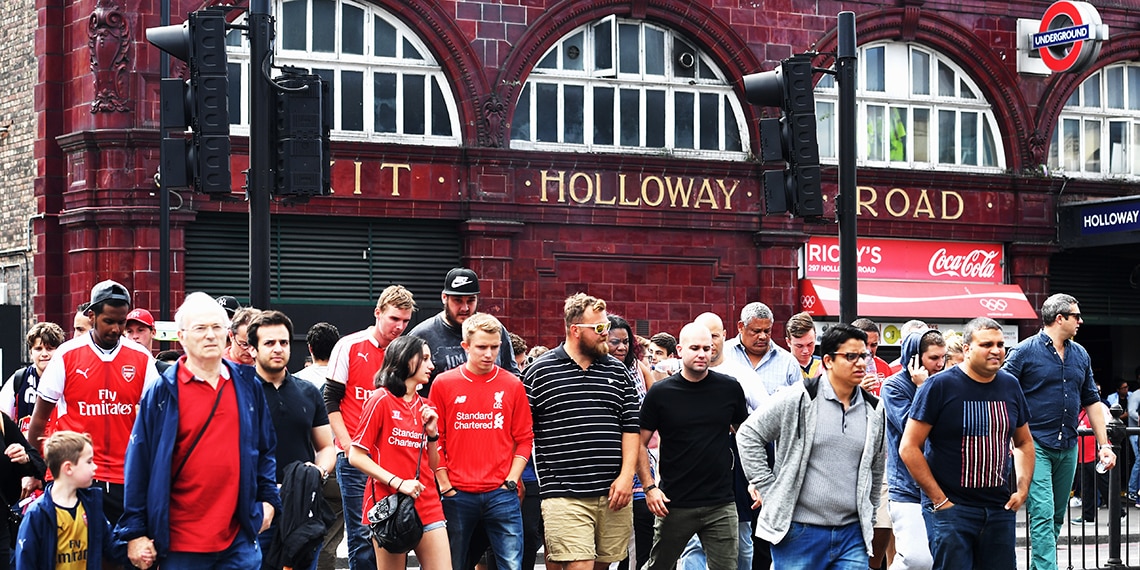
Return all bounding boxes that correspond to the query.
[1024,405,1139,570]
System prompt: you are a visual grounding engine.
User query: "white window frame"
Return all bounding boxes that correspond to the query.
[510,18,749,160]
[225,1,461,146]
[815,41,1005,172]
[1049,64,1140,179]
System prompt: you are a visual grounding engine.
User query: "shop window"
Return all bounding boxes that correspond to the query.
[1049,63,1140,178]
[225,1,460,145]
[815,42,1004,171]
[510,18,748,159]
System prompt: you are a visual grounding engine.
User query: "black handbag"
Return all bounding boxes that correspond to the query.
[366,430,425,554]
[1,492,19,549]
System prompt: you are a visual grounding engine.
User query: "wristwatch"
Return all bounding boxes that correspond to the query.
[503,480,518,492]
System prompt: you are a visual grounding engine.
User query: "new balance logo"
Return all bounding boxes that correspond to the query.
[75,368,91,379]
[391,410,402,421]
[454,395,467,404]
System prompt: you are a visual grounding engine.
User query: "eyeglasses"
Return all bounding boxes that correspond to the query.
[607,338,630,346]
[1061,312,1082,320]
[831,351,872,363]
[572,322,611,335]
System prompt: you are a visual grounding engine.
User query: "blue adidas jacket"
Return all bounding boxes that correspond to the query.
[115,360,281,556]
[15,484,127,568]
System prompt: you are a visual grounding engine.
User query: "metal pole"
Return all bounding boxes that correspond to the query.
[249,0,272,308]
[1106,405,1125,568]
[159,0,170,322]
[836,11,858,324]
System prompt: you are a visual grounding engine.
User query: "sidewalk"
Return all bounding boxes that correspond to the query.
[1015,501,1140,570]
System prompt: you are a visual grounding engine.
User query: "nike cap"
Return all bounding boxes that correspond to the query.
[442,268,480,296]
[89,280,131,308]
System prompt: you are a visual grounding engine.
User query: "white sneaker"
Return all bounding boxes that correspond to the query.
[1070,497,1083,507]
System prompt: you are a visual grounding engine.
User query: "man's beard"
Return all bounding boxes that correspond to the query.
[577,336,609,360]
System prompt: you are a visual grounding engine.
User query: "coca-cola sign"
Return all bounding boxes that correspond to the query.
[803,237,1004,283]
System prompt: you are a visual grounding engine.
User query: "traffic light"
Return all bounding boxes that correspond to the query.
[272,70,332,197]
[147,9,232,193]
[743,54,823,217]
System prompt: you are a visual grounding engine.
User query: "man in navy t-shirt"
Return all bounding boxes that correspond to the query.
[899,317,1035,570]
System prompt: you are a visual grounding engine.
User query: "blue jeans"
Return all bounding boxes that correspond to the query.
[1027,441,1078,570]
[257,520,321,570]
[161,535,261,569]
[337,453,376,570]
[441,488,523,570]
[770,521,864,570]
[923,503,1015,570]
[1129,436,1140,495]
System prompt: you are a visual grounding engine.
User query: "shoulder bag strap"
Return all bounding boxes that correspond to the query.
[172,380,227,481]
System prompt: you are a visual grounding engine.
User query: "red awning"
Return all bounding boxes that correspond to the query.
[799,279,1038,320]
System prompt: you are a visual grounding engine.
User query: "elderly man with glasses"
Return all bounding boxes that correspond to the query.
[523,293,640,570]
[737,323,886,570]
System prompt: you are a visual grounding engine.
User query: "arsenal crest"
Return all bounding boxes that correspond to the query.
[121,365,136,382]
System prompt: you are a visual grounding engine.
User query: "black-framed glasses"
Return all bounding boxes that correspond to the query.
[572,322,611,335]
[1061,312,1082,320]
[831,351,872,363]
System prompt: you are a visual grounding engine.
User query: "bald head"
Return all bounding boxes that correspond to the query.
[678,323,713,380]
[693,312,725,365]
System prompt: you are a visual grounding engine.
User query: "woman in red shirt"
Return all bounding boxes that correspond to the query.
[349,335,451,570]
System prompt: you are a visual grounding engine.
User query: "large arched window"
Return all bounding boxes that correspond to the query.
[814,42,1004,171]
[509,17,749,159]
[226,0,461,145]
[1049,64,1140,178]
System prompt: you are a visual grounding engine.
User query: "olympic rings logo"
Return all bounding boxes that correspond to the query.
[979,298,1008,312]
[801,295,816,309]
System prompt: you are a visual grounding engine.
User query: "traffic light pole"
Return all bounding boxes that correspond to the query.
[249,0,272,309]
[836,11,858,324]
[159,0,170,323]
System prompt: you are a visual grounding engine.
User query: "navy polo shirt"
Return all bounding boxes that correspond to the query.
[259,372,330,482]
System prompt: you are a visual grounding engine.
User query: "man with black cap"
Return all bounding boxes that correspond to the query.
[409,268,520,397]
[28,279,161,526]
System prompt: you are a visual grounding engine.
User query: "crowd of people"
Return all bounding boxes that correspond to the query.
[0,269,1129,570]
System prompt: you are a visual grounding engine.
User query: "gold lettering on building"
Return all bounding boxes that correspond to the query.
[541,170,566,203]
[642,177,665,207]
[885,188,910,217]
[380,163,411,197]
[353,161,363,195]
[717,179,739,210]
[912,189,935,218]
[569,172,593,203]
[857,186,878,217]
[618,174,640,206]
[667,177,694,207]
[942,191,963,220]
[857,186,969,221]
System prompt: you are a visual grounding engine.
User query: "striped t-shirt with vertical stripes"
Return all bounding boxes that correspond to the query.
[523,344,640,498]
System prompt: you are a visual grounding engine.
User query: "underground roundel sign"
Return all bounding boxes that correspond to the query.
[1033,1,1108,73]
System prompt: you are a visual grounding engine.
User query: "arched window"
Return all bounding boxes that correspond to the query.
[509,17,748,159]
[814,42,1004,171]
[1050,64,1140,177]
[226,0,461,145]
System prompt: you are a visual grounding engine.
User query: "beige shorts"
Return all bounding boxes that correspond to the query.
[874,479,892,530]
[541,496,633,563]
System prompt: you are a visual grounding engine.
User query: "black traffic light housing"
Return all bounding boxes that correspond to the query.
[743,54,823,218]
[272,69,332,197]
[148,9,232,194]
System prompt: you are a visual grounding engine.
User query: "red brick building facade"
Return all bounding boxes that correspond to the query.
[21,0,1140,374]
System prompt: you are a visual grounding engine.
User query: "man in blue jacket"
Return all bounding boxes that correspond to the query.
[881,328,945,570]
[116,292,282,569]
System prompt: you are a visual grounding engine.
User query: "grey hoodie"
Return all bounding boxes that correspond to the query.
[737,374,885,555]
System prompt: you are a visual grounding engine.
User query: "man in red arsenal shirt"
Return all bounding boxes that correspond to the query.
[323,285,416,570]
[28,279,160,526]
[431,313,533,570]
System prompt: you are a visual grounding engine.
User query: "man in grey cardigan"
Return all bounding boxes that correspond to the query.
[737,323,886,569]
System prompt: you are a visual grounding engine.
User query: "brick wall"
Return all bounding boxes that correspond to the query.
[0,0,38,331]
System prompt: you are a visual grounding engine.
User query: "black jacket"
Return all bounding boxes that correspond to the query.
[264,461,335,570]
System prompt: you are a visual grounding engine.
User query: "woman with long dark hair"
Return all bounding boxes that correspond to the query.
[349,335,451,570]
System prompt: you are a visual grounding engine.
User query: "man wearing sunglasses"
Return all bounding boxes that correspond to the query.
[737,323,886,570]
[1003,294,1114,570]
[523,293,640,570]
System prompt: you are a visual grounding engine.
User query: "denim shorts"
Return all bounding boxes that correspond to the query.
[424,520,447,533]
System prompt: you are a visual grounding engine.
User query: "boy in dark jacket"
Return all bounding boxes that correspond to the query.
[15,430,126,568]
